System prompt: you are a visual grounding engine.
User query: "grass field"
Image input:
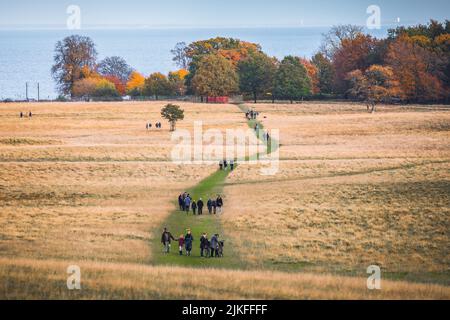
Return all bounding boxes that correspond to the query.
[0,101,449,299]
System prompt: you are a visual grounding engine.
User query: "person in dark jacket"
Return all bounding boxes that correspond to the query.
[178,194,184,211]
[207,198,213,214]
[161,228,175,254]
[200,233,207,257]
[210,234,219,258]
[212,199,217,214]
[191,200,197,215]
[216,195,223,214]
[197,198,204,215]
[184,230,194,256]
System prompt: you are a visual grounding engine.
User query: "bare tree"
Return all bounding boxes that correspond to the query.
[320,25,364,60]
[171,42,191,69]
[51,35,97,98]
[97,56,133,83]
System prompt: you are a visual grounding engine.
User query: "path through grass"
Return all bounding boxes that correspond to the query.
[152,104,276,269]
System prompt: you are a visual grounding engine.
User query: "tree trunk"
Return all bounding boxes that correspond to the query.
[253,92,257,104]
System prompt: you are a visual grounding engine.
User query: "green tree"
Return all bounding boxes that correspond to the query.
[274,56,312,103]
[238,51,277,103]
[311,52,335,94]
[144,73,174,100]
[161,104,185,131]
[191,54,239,97]
[51,35,97,98]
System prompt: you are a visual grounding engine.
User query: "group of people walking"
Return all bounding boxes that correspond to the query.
[19,111,32,118]
[146,121,162,130]
[178,192,224,215]
[246,109,259,120]
[219,159,235,171]
[161,229,224,258]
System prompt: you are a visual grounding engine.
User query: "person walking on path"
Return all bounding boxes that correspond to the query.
[184,195,191,214]
[207,198,213,214]
[216,195,223,214]
[185,230,194,256]
[161,227,175,254]
[219,160,223,170]
[230,160,235,171]
[200,233,207,257]
[191,200,197,215]
[212,199,217,214]
[178,234,185,256]
[197,198,204,215]
[210,234,219,258]
[178,194,184,211]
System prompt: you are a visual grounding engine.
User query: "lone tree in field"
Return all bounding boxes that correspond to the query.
[238,51,277,103]
[347,65,403,113]
[274,56,311,103]
[51,35,97,98]
[161,104,185,131]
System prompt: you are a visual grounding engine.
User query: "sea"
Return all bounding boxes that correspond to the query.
[0,27,388,100]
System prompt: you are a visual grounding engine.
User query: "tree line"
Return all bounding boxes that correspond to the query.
[52,19,450,104]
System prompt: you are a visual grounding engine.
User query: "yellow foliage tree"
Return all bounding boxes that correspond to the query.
[126,71,145,96]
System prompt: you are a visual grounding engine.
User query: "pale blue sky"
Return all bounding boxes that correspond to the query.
[0,0,449,28]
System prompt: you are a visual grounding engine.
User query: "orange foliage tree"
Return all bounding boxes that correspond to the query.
[126,71,145,96]
[333,34,382,93]
[386,35,444,102]
[299,58,319,94]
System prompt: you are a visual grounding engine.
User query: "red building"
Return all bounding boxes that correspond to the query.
[206,96,229,104]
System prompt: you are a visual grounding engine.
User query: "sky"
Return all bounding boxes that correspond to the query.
[0,0,449,29]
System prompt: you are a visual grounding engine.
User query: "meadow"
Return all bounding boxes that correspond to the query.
[0,101,449,299]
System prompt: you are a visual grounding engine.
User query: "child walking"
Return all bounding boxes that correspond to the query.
[178,234,185,256]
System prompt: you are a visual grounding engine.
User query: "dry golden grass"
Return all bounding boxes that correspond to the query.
[0,101,243,265]
[1,258,449,300]
[0,101,449,299]
[223,103,450,284]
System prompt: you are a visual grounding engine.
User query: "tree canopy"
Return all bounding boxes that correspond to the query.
[191,54,239,97]
[274,56,312,103]
[51,35,97,97]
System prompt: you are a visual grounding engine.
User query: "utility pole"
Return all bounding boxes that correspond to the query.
[37,83,40,102]
[26,82,28,101]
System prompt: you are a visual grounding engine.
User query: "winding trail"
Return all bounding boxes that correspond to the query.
[151,103,276,269]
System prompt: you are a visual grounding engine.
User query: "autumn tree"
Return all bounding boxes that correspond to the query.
[97,56,133,84]
[191,54,239,98]
[333,34,383,93]
[161,103,185,131]
[168,69,189,96]
[299,58,319,95]
[144,73,174,100]
[320,25,364,60]
[104,75,126,96]
[386,35,444,102]
[347,65,402,112]
[274,56,311,103]
[238,51,277,103]
[92,79,120,100]
[311,53,335,94]
[126,71,145,97]
[72,78,98,99]
[51,35,97,98]
[184,37,260,93]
